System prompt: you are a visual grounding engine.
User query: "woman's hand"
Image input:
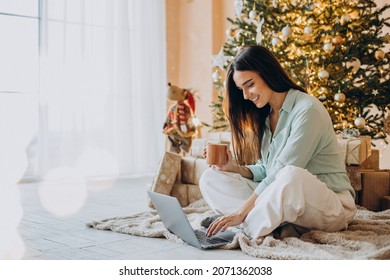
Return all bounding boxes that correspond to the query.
[203,146,235,172]
[215,147,235,171]
[204,146,253,179]
[206,193,259,237]
[206,212,245,237]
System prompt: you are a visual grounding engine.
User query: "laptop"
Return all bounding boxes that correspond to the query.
[147,191,235,250]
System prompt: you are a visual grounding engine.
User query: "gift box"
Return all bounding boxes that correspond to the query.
[207,131,232,142]
[190,139,207,158]
[346,165,362,193]
[187,184,203,204]
[382,196,390,211]
[360,149,379,170]
[338,136,371,165]
[148,151,182,208]
[360,170,390,211]
[345,149,379,192]
[170,183,188,207]
[181,157,209,185]
[170,183,203,207]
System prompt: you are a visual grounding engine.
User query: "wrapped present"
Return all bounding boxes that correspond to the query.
[338,136,371,165]
[346,165,362,192]
[345,149,379,193]
[207,131,232,142]
[190,139,207,158]
[361,170,390,211]
[181,157,209,185]
[148,151,182,208]
[382,196,390,211]
[170,183,188,207]
[188,184,203,204]
[170,183,203,207]
[360,149,379,170]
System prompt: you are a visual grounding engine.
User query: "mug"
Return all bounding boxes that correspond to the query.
[206,143,228,165]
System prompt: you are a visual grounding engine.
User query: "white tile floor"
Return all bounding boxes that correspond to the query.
[18,176,257,260]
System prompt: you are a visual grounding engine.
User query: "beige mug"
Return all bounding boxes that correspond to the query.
[206,143,228,165]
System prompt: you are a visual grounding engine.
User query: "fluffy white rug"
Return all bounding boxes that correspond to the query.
[87,199,390,260]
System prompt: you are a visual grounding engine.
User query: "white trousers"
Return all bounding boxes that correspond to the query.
[199,165,357,239]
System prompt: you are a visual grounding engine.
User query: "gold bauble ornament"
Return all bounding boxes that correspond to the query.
[323,42,334,53]
[354,117,366,128]
[334,91,346,103]
[332,35,343,45]
[375,49,385,60]
[271,37,282,46]
[318,69,329,79]
[282,25,293,38]
[304,26,313,35]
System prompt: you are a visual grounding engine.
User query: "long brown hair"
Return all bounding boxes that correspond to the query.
[226,45,306,165]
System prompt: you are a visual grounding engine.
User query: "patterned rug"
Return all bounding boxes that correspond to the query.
[87,199,390,260]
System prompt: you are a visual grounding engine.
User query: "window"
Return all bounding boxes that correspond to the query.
[0,1,39,94]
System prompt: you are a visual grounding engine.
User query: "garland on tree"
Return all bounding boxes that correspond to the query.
[206,0,390,141]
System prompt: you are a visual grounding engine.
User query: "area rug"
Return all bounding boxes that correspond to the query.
[86,199,390,260]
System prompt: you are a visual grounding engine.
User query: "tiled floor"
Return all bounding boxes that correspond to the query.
[17,176,257,260]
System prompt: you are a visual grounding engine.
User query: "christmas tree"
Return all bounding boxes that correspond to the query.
[207,0,390,140]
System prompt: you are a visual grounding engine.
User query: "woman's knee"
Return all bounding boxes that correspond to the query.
[276,165,312,185]
[269,165,314,195]
[199,167,217,193]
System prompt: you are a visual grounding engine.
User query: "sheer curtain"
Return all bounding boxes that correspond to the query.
[38,0,166,180]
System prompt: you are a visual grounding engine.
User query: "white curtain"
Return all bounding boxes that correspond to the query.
[38,0,166,180]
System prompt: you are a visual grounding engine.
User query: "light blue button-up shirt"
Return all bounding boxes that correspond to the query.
[247,88,355,198]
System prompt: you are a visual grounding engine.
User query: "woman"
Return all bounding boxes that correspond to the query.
[200,45,357,239]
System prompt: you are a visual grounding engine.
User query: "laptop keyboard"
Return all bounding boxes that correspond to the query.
[194,230,228,245]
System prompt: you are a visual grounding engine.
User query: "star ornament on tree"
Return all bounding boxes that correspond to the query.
[372,89,379,96]
[211,48,229,70]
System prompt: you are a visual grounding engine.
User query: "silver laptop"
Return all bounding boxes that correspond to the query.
[147,191,235,250]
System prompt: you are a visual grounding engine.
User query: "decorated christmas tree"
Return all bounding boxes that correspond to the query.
[207,0,390,141]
